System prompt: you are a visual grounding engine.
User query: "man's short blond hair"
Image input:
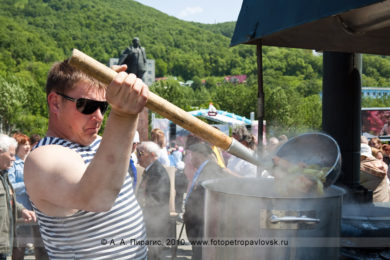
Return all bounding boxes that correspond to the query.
[45,59,105,97]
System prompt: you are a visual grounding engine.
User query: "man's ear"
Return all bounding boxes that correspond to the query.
[47,92,60,113]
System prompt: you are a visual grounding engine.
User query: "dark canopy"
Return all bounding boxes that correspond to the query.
[231,0,390,55]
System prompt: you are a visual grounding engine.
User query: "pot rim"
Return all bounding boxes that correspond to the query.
[202,177,345,199]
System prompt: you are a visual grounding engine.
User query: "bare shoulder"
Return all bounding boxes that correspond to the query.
[25,144,86,213]
[25,144,85,179]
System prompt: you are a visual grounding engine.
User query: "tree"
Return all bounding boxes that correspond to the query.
[0,74,47,134]
[205,77,217,89]
[155,59,167,77]
[191,76,202,91]
[264,86,292,133]
[295,78,322,97]
[150,78,195,111]
[0,75,28,132]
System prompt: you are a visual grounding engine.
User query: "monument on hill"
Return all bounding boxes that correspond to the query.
[118,37,147,79]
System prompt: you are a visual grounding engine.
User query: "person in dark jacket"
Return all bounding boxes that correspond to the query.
[136,141,170,260]
[183,142,229,260]
[0,134,36,260]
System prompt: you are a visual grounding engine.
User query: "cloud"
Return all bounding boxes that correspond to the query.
[178,6,203,19]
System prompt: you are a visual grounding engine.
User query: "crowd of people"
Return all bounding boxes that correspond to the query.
[1,125,287,260]
[360,136,390,202]
[5,119,390,259]
[3,48,390,259]
[1,128,287,260]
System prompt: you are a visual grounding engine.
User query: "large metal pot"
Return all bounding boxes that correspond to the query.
[202,178,345,260]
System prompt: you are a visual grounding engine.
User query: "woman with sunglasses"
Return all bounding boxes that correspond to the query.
[24,60,149,259]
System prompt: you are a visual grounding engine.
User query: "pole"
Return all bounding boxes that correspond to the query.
[256,41,264,176]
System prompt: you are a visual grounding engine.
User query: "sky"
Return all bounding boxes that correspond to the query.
[134,0,243,24]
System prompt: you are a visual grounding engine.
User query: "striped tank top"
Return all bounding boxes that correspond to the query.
[32,136,147,260]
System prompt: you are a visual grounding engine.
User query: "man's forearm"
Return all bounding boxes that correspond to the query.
[79,112,139,211]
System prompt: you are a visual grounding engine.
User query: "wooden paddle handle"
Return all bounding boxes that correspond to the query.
[69,49,233,150]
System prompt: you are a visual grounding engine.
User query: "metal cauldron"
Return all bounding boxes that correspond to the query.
[202,177,345,260]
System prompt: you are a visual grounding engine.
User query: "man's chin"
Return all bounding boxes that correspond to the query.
[81,132,99,146]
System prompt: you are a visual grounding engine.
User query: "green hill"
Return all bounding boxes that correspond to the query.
[0,0,256,82]
[1,0,390,136]
[2,0,389,85]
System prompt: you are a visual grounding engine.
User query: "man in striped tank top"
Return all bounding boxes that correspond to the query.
[24,60,149,259]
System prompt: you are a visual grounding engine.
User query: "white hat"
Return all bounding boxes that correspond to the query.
[360,143,373,158]
[133,131,140,143]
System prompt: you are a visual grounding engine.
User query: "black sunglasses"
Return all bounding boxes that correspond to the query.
[56,92,108,115]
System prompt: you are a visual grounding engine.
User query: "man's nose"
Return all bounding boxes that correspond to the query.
[91,107,104,121]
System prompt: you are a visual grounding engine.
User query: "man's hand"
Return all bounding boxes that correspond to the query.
[106,68,149,117]
[21,209,37,223]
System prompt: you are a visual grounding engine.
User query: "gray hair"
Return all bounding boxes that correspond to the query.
[138,141,161,157]
[232,125,256,149]
[232,125,250,140]
[0,134,17,153]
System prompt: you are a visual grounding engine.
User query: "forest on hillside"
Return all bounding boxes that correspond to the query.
[1,0,390,137]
